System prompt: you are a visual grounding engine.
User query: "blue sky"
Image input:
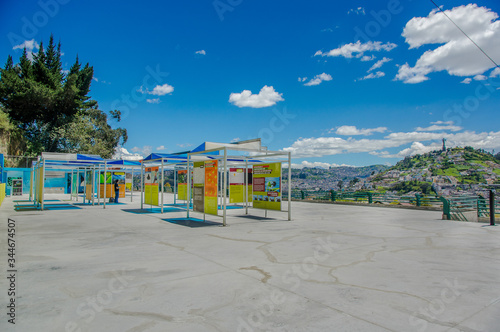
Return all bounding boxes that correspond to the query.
[1,0,500,167]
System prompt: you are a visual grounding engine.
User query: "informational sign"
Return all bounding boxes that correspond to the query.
[145,166,159,206]
[125,172,133,191]
[204,160,218,215]
[193,162,205,212]
[177,170,187,200]
[85,170,93,200]
[229,168,252,203]
[252,163,281,211]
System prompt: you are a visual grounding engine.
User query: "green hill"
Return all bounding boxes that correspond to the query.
[371,147,500,194]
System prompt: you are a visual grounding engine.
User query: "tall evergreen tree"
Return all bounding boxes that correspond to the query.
[0,35,127,156]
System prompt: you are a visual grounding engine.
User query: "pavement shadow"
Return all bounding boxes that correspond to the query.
[163,218,221,228]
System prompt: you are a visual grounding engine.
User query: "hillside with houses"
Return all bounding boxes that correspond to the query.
[284,147,500,197]
[369,147,500,197]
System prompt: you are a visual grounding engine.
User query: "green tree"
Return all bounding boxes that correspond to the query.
[0,34,127,156]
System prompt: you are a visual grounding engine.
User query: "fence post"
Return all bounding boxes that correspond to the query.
[331,190,336,202]
[415,193,421,207]
[490,190,496,226]
[439,197,450,220]
[301,190,305,200]
[367,192,373,204]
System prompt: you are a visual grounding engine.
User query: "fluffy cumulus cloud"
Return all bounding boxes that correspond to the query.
[150,84,174,95]
[139,83,174,99]
[283,123,500,158]
[112,147,144,161]
[298,77,308,82]
[131,146,152,157]
[195,50,206,55]
[315,41,396,59]
[461,78,472,84]
[334,125,387,136]
[396,4,500,83]
[304,73,332,86]
[229,85,284,108]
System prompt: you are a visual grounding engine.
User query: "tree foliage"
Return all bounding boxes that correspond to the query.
[0,34,127,156]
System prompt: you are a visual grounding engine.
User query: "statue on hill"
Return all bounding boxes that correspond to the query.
[442,138,446,151]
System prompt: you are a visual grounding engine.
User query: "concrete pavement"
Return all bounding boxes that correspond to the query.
[0,193,499,332]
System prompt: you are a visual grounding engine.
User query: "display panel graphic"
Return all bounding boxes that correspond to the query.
[252,163,281,210]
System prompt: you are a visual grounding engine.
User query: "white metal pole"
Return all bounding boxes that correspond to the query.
[288,152,291,221]
[84,168,87,204]
[161,159,164,214]
[103,161,107,209]
[245,159,248,215]
[92,165,95,206]
[223,148,227,226]
[187,155,191,219]
[140,161,144,210]
[174,166,177,205]
[131,167,134,202]
[76,168,79,202]
[41,159,45,211]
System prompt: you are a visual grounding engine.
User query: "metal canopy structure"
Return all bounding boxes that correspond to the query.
[140,139,292,226]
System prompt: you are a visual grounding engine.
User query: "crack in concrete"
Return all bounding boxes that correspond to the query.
[240,266,272,283]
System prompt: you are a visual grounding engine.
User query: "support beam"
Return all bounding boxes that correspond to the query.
[103,161,107,209]
[161,159,164,214]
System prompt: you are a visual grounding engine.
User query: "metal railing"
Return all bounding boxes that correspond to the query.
[290,190,442,208]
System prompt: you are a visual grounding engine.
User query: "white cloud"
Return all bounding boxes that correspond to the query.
[156,145,166,151]
[298,77,308,82]
[315,41,397,59]
[368,57,392,72]
[229,85,284,108]
[291,161,353,169]
[371,142,442,158]
[473,74,487,81]
[415,121,462,131]
[131,145,153,157]
[396,4,500,83]
[146,98,161,104]
[195,50,206,55]
[283,127,500,159]
[304,73,332,86]
[177,143,192,148]
[361,55,375,62]
[335,125,387,136]
[490,67,500,77]
[112,147,144,161]
[139,83,174,97]
[360,71,385,80]
[13,39,39,60]
[348,7,365,15]
[461,78,472,84]
[151,84,174,96]
[231,137,241,143]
